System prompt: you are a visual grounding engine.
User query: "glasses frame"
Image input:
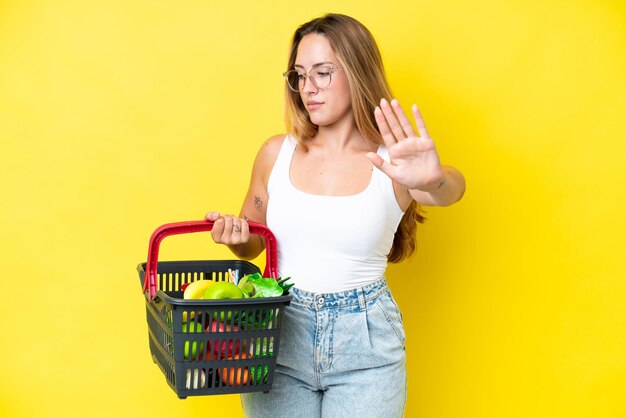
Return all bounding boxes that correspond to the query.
[282,64,343,93]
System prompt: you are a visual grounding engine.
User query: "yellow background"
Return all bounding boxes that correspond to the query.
[1,0,625,417]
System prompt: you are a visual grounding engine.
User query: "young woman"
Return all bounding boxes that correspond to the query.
[205,13,465,418]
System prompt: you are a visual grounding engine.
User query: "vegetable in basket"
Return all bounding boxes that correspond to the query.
[237,273,293,298]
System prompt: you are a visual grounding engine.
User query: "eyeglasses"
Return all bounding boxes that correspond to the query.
[282,64,343,92]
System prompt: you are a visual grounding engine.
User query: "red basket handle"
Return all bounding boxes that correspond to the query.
[142,220,277,301]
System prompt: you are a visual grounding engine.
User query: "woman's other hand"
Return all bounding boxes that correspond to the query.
[368,99,465,206]
[368,98,443,192]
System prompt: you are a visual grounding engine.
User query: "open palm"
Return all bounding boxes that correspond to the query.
[367,99,444,191]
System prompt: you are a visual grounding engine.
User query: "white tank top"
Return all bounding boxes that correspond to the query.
[266,136,405,293]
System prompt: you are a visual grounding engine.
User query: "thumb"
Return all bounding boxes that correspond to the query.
[367,152,395,178]
[205,211,221,221]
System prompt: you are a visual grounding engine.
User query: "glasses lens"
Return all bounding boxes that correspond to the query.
[285,71,303,92]
[312,66,333,89]
[284,66,336,92]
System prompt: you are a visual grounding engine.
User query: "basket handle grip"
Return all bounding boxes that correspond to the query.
[142,220,278,301]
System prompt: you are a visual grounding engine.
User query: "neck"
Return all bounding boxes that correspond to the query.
[313,115,373,152]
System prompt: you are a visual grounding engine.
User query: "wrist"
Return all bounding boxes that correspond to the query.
[416,170,446,194]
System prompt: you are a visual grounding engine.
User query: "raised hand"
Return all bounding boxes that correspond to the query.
[367,99,444,191]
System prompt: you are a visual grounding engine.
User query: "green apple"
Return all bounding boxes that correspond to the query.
[203,281,244,321]
[182,321,205,360]
[203,281,244,299]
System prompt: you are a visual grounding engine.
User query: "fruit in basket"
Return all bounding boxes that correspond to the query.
[183,279,215,299]
[206,320,241,359]
[203,281,244,299]
[182,321,205,360]
[168,307,198,324]
[218,352,249,386]
[204,281,244,320]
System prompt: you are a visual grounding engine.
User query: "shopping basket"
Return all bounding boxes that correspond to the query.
[137,220,291,399]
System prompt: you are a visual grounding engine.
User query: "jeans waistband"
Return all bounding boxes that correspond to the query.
[290,277,389,310]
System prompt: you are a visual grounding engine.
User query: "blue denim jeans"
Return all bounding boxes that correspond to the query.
[241,278,407,418]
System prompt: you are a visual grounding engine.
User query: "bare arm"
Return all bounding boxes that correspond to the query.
[367,99,466,208]
[407,165,466,207]
[205,134,284,260]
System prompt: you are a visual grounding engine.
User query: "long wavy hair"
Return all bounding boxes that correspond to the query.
[284,13,425,262]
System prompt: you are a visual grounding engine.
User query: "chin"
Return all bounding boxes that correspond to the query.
[308,113,334,127]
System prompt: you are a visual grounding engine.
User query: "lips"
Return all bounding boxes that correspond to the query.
[306,101,323,111]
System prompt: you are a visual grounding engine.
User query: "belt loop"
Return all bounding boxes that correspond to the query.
[358,288,366,311]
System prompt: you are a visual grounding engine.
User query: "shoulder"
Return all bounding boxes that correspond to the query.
[256,134,286,166]
[260,134,287,155]
[252,134,288,184]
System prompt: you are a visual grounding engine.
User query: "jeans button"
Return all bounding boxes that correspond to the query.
[317,297,324,305]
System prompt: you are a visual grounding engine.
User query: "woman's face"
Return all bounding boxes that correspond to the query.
[295,33,352,128]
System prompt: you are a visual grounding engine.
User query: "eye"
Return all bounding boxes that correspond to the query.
[314,69,331,78]
[315,67,332,76]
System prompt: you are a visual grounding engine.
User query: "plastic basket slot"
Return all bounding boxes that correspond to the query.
[219,363,250,387]
[184,367,219,390]
[179,308,203,324]
[146,303,175,357]
[158,272,172,293]
[213,338,248,360]
[249,336,274,358]
[182,337,204,361]
[241,307,279,331]
[159,270,199,293]
[149,337,176,385]
[250,361,271,385]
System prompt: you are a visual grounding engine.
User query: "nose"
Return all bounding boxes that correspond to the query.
[301,75,318,94]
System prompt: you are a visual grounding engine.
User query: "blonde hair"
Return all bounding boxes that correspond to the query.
[284,13,425,262]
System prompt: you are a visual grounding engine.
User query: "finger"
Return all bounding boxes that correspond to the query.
[205,211,221,221]
[367,151,396,180]
[231,217,242,235]
[230,217,246,244]
[374,106,398,148]
[222,216,234,239]
[380,98,407,141]
[211,217,225,243]
[391,99,416,138]
[412,104,430,138]
[239,218,251,243]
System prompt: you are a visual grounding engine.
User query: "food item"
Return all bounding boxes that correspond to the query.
[185,368,206,389]
[182,321,205,360]
[250,364,269,385]
[183,279,215,299]
[206,321,241,359]
[218,352,249,386]
[204,282,244,321]
[181,310,196,323]
[237,273,293,298]
[203,281,244,299]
